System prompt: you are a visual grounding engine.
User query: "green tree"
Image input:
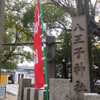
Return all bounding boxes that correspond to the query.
[0,0,34,69]
[22,2,72,78]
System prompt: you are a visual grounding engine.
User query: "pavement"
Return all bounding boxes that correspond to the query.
[0,84,18,100]
[4,93,17,100]
[6,84,18,96]
[0,93,17,100]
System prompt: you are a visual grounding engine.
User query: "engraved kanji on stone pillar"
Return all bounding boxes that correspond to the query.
[72,16,90,93]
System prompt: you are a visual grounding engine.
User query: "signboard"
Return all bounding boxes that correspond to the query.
[72,16,90,92]
[0,74,8,85]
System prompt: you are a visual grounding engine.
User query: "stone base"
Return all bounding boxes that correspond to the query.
[49,78,100,100]
[81,93,100,100]
[49,78,73,100]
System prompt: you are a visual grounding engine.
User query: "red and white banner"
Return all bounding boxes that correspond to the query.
[33,0,45,89]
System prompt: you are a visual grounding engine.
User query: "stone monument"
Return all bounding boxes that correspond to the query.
[72,16,90,93]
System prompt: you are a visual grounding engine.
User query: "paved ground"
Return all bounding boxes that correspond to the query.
[0,84,18,100]
[0,93,17,100]
[6,84,18,95]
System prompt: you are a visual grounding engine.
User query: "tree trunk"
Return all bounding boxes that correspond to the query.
[0,0,5,46]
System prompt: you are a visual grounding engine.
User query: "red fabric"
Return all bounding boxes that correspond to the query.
[33,0,45,89]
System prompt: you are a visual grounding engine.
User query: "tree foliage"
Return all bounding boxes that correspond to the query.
[22,3,65,28]
[0,0,33,69]
[0,0,100,78]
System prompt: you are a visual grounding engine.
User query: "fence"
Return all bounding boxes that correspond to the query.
[23,88,44,100]
[18,78,45,100]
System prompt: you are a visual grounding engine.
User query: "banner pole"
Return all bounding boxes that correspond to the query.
[40,0,49,100]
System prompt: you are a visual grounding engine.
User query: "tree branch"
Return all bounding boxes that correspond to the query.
[51,0,77,16]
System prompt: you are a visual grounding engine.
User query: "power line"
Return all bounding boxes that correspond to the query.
[0,42,61,46]
[0,42,33,46]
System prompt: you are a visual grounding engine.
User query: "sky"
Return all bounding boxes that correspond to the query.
[17,60,34,68]
[91,0,97,5]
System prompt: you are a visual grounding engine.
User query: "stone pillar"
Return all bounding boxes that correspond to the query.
[17,79,31,100]
[72,16,90,93]
[46,36,56,79]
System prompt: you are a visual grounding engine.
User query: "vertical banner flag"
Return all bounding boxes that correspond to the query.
[40,1,49,100]
[33,0,45,89]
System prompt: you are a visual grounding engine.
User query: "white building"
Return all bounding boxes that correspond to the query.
[14,61,34,84]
